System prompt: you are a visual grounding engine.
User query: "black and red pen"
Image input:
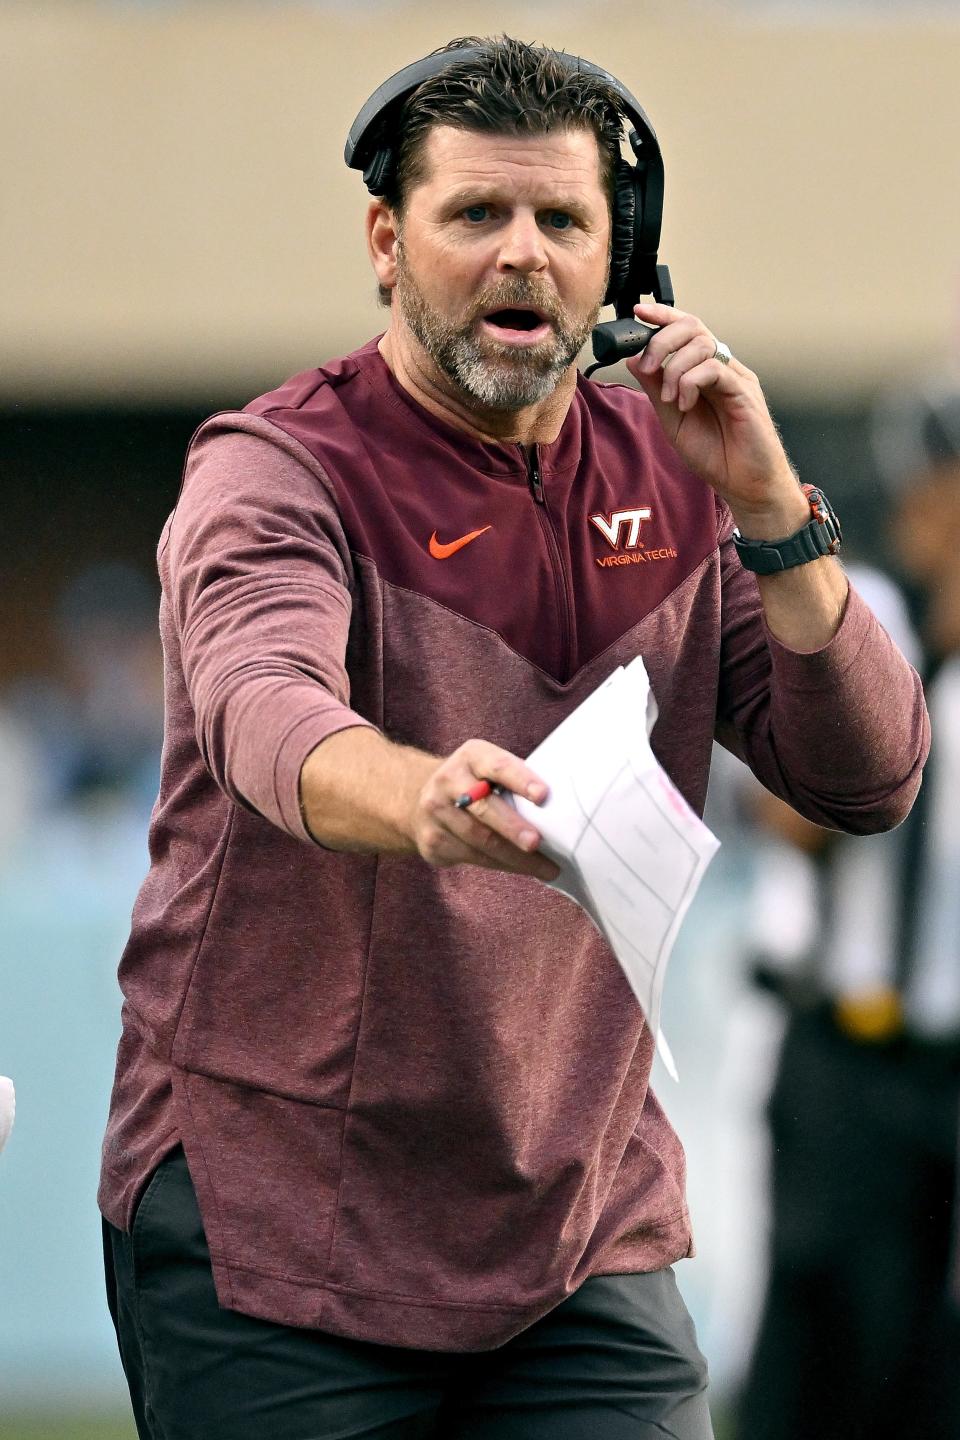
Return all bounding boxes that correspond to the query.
[454,781,504,810]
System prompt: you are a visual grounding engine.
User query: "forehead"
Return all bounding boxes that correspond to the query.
[411,124,607,204]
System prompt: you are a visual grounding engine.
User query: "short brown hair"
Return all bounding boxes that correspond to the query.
[374,36,625,303]
[383,37,624,212]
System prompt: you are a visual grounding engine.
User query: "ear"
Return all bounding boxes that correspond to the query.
[366,200,400,293]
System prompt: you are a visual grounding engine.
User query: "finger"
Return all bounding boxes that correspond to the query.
[432,806,559,880]
[633,300,689,326]
[632,315,705,377]
[456,808,560,880]
[417,819,490,870]
[625,359,683,440]
[443,785,545,859]
[457,742,550,806]
[468,846,561,881]
[423,765,548,861]
[656,334,719,404]
[421,741,557,875]
[675,356,742,412]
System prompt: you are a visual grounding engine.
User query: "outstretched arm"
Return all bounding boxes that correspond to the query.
[299,727,558,881]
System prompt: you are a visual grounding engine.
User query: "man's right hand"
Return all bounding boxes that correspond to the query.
[408,739,559,881]
[300,728,559,881]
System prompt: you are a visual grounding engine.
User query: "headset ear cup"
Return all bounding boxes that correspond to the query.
[362,146,395,196]
[605,159,637,307]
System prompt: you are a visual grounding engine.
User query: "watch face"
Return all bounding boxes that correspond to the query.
[733,486,843,572]
[803,485,842,549]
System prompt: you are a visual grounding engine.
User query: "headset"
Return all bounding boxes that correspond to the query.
[344,47,674,376]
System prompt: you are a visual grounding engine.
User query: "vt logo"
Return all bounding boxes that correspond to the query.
[589,508,653,550]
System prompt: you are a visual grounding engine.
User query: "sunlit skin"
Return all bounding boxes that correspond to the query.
[367,125,612,446]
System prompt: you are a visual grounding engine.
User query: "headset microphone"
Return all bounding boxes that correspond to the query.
[583,317,661,378]
[344,48,674,377]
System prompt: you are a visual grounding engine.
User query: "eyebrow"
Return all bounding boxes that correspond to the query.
[440,187,590,213]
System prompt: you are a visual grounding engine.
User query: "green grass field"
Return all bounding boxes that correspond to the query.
[0,1419,135,1440]
[0,1407,736,1439]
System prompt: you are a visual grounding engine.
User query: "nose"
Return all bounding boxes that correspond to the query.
[495,210,548,277]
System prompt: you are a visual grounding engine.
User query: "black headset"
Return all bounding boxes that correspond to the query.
[344,48,674,374]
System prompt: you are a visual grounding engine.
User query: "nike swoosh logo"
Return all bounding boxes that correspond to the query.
[428,526,492,560]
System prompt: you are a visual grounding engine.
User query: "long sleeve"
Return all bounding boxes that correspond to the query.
[163,415,376,842]
[714,529,930,833]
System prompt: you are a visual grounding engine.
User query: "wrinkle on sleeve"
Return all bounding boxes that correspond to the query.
[165,415,376,843]
[714,534,930,833]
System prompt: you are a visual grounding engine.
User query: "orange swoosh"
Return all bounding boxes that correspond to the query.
[428,526,492,560]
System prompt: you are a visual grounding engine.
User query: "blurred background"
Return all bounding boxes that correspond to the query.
[2,1,960,1437]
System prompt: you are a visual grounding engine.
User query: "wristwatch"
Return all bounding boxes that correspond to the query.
[733,484,843,575]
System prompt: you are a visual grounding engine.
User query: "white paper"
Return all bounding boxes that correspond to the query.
[514,657,720,1080]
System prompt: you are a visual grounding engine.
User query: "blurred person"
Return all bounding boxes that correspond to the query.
[97,37,928,1440]
[6,561,163,812]
[0,704,37,1170]
[0,701,43,864]
[737,387,960,1440]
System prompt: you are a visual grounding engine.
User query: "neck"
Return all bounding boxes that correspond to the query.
[378,319,577,449]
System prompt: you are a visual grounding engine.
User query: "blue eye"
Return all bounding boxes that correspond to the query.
[464,205,489,223]
[548,212,573,230]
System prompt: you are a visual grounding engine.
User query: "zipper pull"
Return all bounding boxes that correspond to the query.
[527,448,545,504]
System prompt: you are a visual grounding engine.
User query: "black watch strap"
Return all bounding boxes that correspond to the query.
[733,485,842,575]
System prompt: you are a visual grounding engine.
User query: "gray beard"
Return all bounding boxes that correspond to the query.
[395,251,603,413]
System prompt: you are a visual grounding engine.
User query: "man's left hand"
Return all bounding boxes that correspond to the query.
[625,301,808,537]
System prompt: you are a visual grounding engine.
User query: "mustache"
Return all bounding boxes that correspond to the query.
[466,279,565,327]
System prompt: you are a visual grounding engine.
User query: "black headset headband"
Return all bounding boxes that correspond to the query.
[345,49,657,188]
[344,47,672,320]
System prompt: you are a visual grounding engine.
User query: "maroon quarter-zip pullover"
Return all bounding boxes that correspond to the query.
[99,337,929,1350]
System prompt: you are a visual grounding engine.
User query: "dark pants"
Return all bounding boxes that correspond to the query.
[739,1008,960,1440]
[103,1146,713,1440]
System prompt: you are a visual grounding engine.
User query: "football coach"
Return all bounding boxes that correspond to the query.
[99,35,929,1440]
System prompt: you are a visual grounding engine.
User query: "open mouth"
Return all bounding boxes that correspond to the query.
[479,307,552,345]
[485,308,545,331]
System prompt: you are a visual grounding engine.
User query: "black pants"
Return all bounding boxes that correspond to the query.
[103,1146,713,1440]
[739,1009,960,1440]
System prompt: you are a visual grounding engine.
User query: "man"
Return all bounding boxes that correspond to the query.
[99,36,928,1440]
[738,383,960,1440]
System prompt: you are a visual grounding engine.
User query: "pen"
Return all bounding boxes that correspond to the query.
[454,781,504,810]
